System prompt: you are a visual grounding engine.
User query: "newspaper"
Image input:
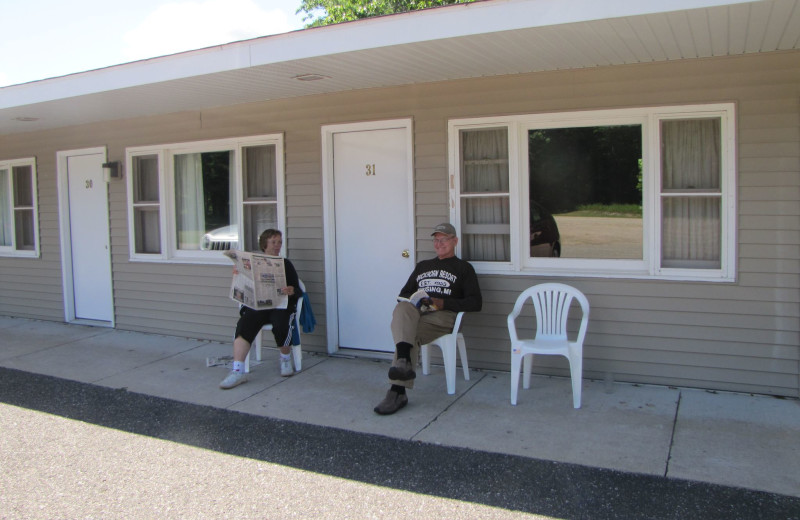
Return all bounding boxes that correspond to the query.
[223,250,288,310]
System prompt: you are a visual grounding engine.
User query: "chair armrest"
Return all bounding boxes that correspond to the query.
[452,311,465,333]
[507,313,520,343]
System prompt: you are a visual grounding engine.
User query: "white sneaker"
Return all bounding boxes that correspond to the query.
[280,356,293,377]
[219,370,246,389]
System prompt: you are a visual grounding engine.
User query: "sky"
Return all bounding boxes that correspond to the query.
[0,0,309,87]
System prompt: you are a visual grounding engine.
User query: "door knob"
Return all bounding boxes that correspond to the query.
[402,250,410,258]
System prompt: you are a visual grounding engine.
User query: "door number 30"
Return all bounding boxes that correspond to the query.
[365,164,376,176]
[85,179,94,189]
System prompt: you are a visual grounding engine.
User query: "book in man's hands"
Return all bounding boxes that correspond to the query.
[397,289,438,312]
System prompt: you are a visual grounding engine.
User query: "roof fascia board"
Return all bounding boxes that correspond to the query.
[270,0,756,58]
[0,0,758,110]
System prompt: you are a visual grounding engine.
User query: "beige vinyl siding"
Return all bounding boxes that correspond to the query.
[427,53,799,397]
[0,51,797,396]
[0,139,64,321]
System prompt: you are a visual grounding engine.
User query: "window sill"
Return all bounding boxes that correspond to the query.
[0,250,39,258]
[128,254,232,266]
[475,264,734,283]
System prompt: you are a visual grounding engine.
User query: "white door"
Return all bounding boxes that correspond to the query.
[327,122,414,352]
[62,151,114,323]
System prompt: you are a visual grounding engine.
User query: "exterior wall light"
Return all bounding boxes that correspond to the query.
[102,161,122,180]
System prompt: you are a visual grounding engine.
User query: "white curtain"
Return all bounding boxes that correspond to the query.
[0,169,10,246]
[661,119,721,268]
[174,153,205,250]
[460,128,510,261]
[244,145,276,199]
[662,198,720,266]
[243,145,277,250]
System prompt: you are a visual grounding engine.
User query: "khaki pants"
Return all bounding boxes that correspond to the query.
[389,301,457,389]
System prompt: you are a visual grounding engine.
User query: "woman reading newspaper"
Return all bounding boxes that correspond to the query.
[220,229,302,389]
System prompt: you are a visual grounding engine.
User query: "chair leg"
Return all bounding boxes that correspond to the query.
[456,333,469,381]
[441,339,457,395]
[568,349,583,409]
[421,344,431,375]
[244,330,263,374]
[522,354,533,389]
[292,344,302,372]
[510,353,522,405]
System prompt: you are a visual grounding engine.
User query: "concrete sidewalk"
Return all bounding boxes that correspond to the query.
[1,315,798,501]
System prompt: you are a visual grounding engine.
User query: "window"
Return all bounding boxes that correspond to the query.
[449,104,735,281]
[660,118,722,270]
[0,158,39,257]
[126,135,284,262]
[458,126,511,262]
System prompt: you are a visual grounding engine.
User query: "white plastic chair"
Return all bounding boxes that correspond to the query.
[245,280,305,373]
[507,283,590,408]
[420,311,468,395]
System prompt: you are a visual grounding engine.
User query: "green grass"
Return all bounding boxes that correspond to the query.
[560,204,642,218]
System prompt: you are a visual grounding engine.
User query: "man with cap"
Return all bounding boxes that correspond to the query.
[374,222,482,415]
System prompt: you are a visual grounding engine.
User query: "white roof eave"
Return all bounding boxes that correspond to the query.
[1,0,796,135]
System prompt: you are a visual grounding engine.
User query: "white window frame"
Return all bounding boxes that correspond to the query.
[448,104,736,281]
[0,157,39,258]
[126,134,285,264]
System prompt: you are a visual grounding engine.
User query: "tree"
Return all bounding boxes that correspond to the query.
[297,0,475,27]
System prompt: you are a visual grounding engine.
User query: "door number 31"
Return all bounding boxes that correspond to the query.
[365,164,376,176]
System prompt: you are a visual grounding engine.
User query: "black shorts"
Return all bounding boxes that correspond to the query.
[235,306,296,347]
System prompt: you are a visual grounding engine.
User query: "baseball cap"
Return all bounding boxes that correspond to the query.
[431,223,456,236]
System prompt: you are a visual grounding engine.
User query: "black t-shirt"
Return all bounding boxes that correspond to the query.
[399,256,482,313]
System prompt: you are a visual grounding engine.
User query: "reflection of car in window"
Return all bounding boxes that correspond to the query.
[530,202,561,257]
[200,225,238,250]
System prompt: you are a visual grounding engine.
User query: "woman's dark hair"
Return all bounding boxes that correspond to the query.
[258,229,282,251]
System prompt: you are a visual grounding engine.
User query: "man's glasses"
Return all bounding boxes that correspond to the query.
[433,236,453,245]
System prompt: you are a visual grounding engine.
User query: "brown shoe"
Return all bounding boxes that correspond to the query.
[388,358,416,381]
[373,389,408,415]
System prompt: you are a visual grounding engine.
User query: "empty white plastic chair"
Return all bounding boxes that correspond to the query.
[245,279,305,373]
[420,311,468,395]
[507,283,590,408]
